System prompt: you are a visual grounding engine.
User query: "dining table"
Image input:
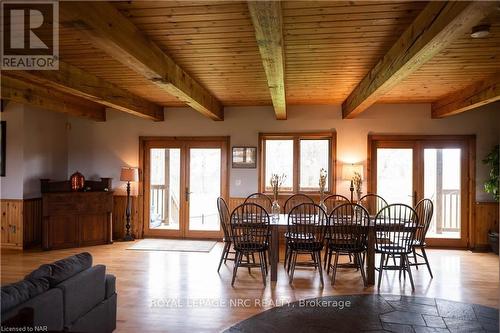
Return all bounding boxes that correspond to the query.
[268,214,416,285]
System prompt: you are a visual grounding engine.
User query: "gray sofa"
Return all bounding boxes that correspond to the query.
[1,252,117,332]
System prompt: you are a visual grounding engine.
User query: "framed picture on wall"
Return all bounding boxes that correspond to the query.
[232,146,257,169]
[1,121,5,177]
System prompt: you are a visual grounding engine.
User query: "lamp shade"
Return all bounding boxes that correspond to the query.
[341,164,363,181]
[120,167,139,182]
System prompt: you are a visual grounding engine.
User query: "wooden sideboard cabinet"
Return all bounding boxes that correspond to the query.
[42,192,113,250]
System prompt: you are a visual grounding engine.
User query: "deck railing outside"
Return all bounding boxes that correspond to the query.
[434,189,460,233]
[150,185,179,227]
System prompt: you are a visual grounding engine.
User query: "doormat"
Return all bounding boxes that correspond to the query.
[127,238,217,253]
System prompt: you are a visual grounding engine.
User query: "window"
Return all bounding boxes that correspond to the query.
[260,133,335,193]
[300,139,330,191]
[265,140,294,191]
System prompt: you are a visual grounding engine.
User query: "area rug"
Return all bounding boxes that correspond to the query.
[224,294,499,333]
[127,239,217,253]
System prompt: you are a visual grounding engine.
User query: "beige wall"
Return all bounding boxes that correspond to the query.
[67,102,500,201]
[0,103,24,199]
[23,106,68,199]
[0,102,68,199]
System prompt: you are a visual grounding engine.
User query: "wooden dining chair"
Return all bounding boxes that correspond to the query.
[230,203,270,286]
[359,193,388,215]
[284,194,315,270]
[323,194,351,214]
[286,203,328,286]
[284,193,314,213]
[327,203,369,286]
[244,192,273,213]
[322,194,351,268]
[244,192,273,266]
[217,197,235,272]
[411,198,434,278]
[374,204,419,291]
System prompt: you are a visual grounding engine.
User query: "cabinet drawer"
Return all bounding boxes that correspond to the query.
[43,193,112,215]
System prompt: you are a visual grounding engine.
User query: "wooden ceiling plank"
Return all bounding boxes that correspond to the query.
[7,61,164,121]
[120,12,250,24]
[117,3,248,17]
[60,1,223,121]
[248,1,286,120]
[431,74,500,118]
[114,1,234,10]
[1,76,106,121]
[342,1,498,119]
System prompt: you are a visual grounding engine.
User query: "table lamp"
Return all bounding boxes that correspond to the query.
[342,164,363,202]
[120,167,139,241]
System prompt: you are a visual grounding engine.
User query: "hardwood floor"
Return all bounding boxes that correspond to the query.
[1,242,498,333]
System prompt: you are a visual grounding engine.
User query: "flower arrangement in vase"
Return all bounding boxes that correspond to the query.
[270,173,286,218]
[318,168,328,211]
[353,171,363,202]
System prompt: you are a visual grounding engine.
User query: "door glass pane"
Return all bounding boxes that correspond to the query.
[265,140,293,191]
[377,148,413,205]
[149,148,181,230]
[424,148,461,239]
[300,139,330,191]
[189,148,221,231]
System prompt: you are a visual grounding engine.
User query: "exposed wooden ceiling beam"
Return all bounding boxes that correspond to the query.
[1,76,106,121]
[60,1,223,120]
[248,1,286,120]
[342,1,498,119]
[432,74,500,118]
[8,62,164,121]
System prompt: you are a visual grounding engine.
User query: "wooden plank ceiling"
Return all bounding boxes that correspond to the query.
[59,27,185,107]
[112,0,271,106]
[283,1,428,104]
[22,1,500,117]
[381,9,500,103]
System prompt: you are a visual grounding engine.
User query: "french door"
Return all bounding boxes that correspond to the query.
[369,135,475,248]
[143,137,228,239]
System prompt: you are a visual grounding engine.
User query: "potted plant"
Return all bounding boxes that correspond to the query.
[483,145,499,254]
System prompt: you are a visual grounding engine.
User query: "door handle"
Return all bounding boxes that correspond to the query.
[185,188,191,201]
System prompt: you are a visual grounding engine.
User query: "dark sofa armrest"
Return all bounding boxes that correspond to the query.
[105,274,116,299]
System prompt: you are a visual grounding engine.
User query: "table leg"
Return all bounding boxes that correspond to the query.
[270,226,279,282]
[367,228,375,285]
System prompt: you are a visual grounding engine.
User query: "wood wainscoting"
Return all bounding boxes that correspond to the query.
[473,202,499,251]
[0,198,42,249]
[3,195,141,249]
[1,200,23,249]
[112,195,140,240]
[23,198,42,248]
[3,197,496,250]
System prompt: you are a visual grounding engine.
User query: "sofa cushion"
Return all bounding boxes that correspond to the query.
[1,278,50,313]
[26,252,93,287]
[56,264,106,325]
[1,288,64,332]
[24,264,51,281]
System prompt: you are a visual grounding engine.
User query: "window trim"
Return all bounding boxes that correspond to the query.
[258,132,336,195]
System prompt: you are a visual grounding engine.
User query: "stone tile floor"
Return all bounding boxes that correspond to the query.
[225,295,499,333]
